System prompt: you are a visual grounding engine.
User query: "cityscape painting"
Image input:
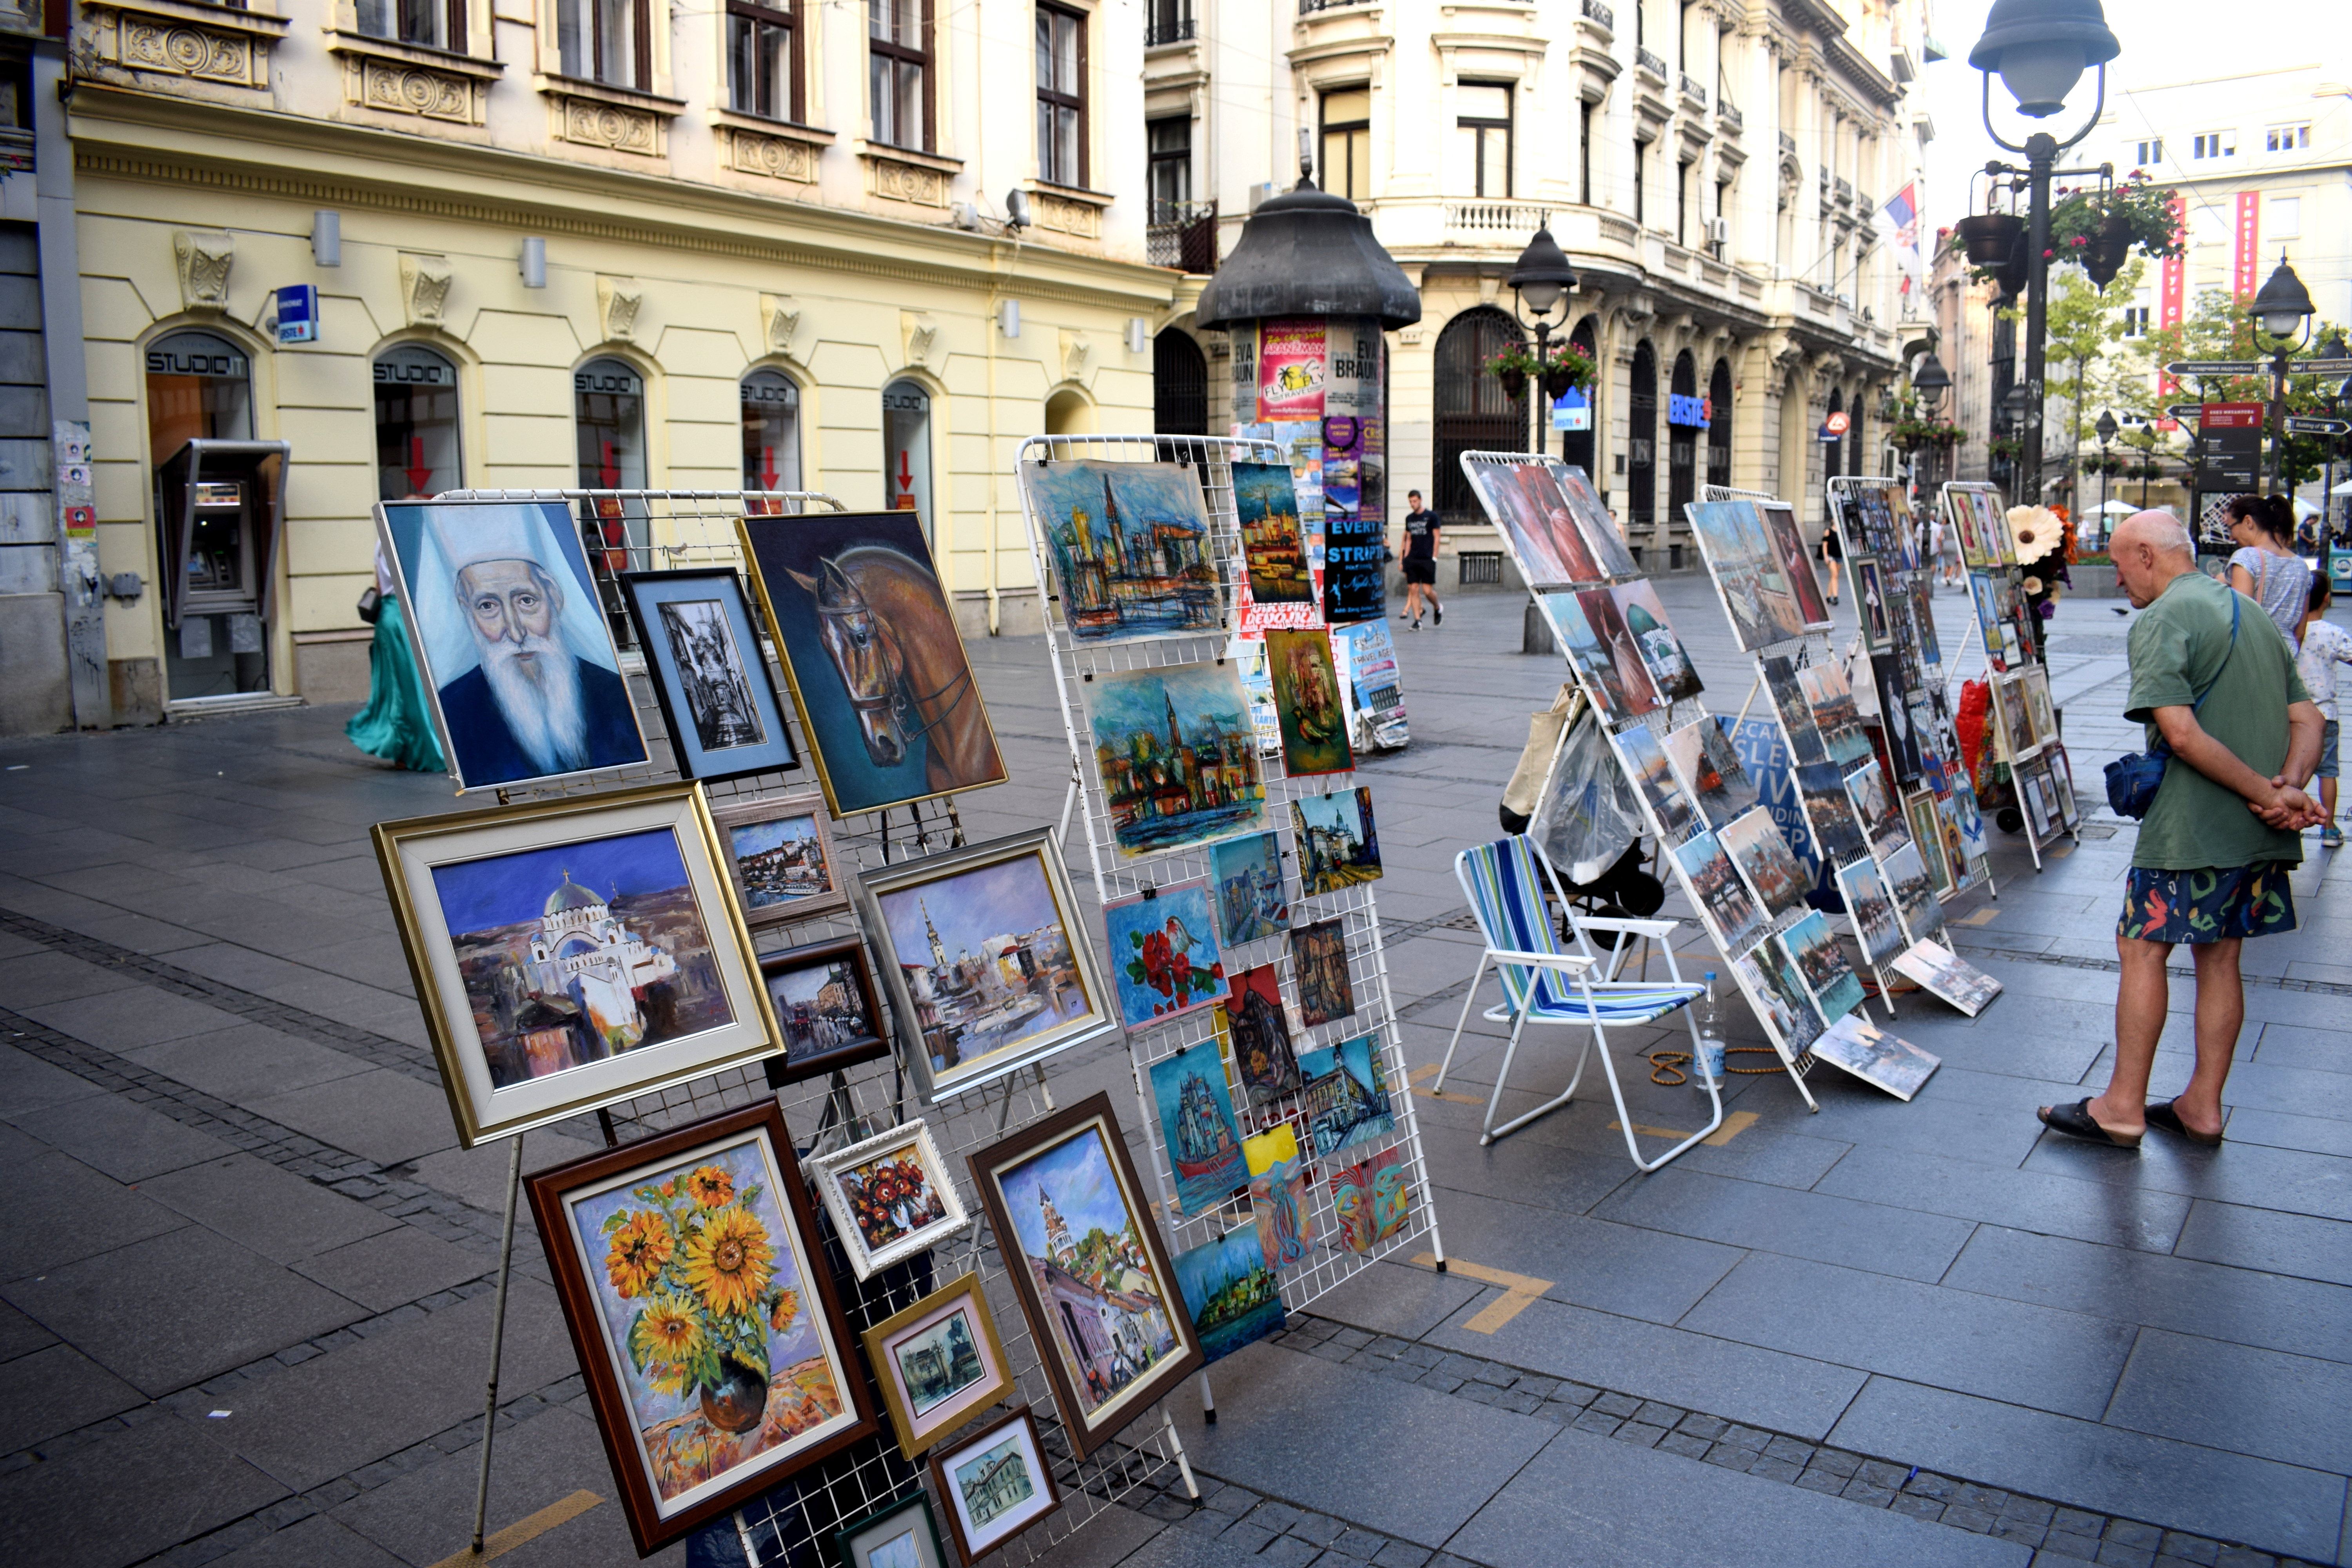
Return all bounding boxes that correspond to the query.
[1173,1227,1286,1365]
[1234,460,1315,607]
[758,937,886,1083]
[1148,1035,1249,1215]
[1022,460,1223,642]
[1086,662,1269,860]
[1291,786,1381,897]
[714,795,846,929]
[1295,1031,1394,1159]
[1210,831,1290,947]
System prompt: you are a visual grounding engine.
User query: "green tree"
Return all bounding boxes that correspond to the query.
[2001,259,2145,499]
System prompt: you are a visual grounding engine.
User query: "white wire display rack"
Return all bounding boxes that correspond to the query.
[432,488,1196,1566]
[1009,434,1450,1397]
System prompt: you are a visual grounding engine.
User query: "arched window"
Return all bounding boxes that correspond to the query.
[882,379,932,529]
[374,345,461,501]
[1559,316,1598,477]
[575,357,646,488]
[1045,389,1095,435]
[1154,330,1208,435]
[741,369,801,492]
[1667,349,1699,524]
[1628,342,1657,532]
[1706,358,1733,490]
[147,330,252,462]
[1431,306,1525,524]
[146,330,264,702]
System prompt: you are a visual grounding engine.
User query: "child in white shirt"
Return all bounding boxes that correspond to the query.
[2296,575,2352,848]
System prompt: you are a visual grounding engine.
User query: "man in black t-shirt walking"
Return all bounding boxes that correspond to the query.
[1401,489,1443,629]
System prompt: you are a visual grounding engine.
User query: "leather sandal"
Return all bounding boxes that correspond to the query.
[2145,1098,2223,1147]
[2037,1098,2142,1149]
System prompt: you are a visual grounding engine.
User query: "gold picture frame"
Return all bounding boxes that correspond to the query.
[859,1272,1016,1460]
[710,790,851,930]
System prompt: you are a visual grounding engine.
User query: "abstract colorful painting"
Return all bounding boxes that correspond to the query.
[1086,661,1269,860]
[1173,1227,1286,1365]
[1249,1150,1313,1273]
[1330,1145,1410,1255]
[1148,1035,1248,1216]
[1211,831,1290,947]
[1022,460,1223,642]
[1265,628,1356,777]
[1291,786,1381,897]
[1288,918,1355,1027]
[1226,965,1299,1106]
[1103,879,1227,1031]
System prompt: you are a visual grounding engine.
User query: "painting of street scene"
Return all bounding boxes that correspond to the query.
[434,827,734,1090]
[725,810,837,919]
[1087,662,1269,860]
[1291,787,1381,898]
[1024,460,1222,643]
[1211,832,1290,947]
[891,1301,988,1420]
[1296,1031,1394,1158]
[875,855,1094,1084]
[1234,460,1313,604]
[997,1123,1183,1419]
[1289,918,1355,1027]
[760,946,879,1077]
[1173,1227,1285,1365]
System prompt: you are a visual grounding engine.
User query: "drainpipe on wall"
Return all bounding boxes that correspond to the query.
[35,44,101,728]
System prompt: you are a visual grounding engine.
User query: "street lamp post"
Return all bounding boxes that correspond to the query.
[1507,226,1578,458]
[1968,0,2121,519]
[1913,350,1952,498]
[2250,254,2316,497]
[2095,407,2117,545]
[2317,330,2350,584]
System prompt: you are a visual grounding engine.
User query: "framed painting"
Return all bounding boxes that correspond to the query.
[1612,722,1697,840]
[374,781,780,1147]
[1903,791,1953,896]
[833,1492,951,1568]
[1174,1227,1286,1365]
[1873,653,1926,783]
[524,1101,875,1555]
[619,568,799,784]
[1296,1030,1395,1159]
[1758,501,1834,632]
[1264,628,1356,777]
[1843,759,1908,858]
[1881,840,1946,946]
[1777,909,1866,1023]
[1289,917,1356,1027]
[1020,460,1224,643]
[1611,581,1704,704]
[1813,1014,1942,1101]
[1717,807,1811,919]
[2022,665,2058,747]
[858,828,1115,1102]
[759,936,889,1086]
[738,511,1008,819]
[1662,717,1759,831]
[1995,675,2038,761]
[376,498,649,793]
[1671,831,1768,954]
[860,1273,1015,1461]
[1148,1033,1249,1216]
[2048,744,2082,830]
[1232,460,1319,622]
[1837,857,1904,966]
[929,1406,1063,1561]
[1103,879,1227,1030]
[1794,762,1869,863]
[965,1094,1206,1459]
[1210,831,1290,947]
[1855,557,1894,652]
[805,1119,969,1281]
[711,793,847,931]
[1907,579,1942,667]
[1544,461,1641,579]
[1292,786,1380,898]
[1545,592,1659,720]
[1889,938,2004,1018]
[1227,964,1299,1105]
[1085,661,1270,859]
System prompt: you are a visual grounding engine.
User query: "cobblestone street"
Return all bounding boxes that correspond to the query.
[2,573,2348,1568]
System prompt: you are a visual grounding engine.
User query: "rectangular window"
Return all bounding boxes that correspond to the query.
[2266,123,2310,152]
[1035,4,1087,187]
[2122,305,2150,337]
[1455,82,1512,200]
[1579,102,1593,207]
[2191,131,2234,159]
[728,0,797,121]
[359,0,465,49]
[869,0,931,151]
[2134,137,2162,165]
[1148,115,1191,217]
[2269,196,2300,238]
[1632,136,1648,227]
[558,0,645,87]
[1321,87,1370,202]
[1676,158,1691,245]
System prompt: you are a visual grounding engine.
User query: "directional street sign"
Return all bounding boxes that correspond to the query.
[2166,360,2265,377]
[2167,405,2203,421]
[2286,417,2352,436]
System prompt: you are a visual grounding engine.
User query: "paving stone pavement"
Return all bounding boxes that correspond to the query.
[1,572,2348,1567]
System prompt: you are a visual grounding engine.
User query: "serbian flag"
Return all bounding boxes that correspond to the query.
[1882,183,1926,294]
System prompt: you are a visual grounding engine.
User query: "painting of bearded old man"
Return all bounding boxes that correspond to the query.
[739,512,1008,819]
[379,501,648,792]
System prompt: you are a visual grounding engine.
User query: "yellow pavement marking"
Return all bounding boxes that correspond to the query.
[1408,1063,1486,1105]
[426,1491,602,1568]
[2045,842,2074,859]
[1960,906,2000,926]
[1606,1110,1758,1147]
[1412,1252,1553,1333]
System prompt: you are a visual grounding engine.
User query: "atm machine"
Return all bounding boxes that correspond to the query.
[157,440,290,704]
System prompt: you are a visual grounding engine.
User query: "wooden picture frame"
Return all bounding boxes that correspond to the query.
[711,791,850,931]
[619,566,800,784]
[832,1490,951,1568]
[524,1101,877,1555]
[859,1272,1015,1460]
[759,936,889,1087]
[372,781,782,1147]
[927,1405,1063,1563]
[965,1093,1205,1459]
[804,1119,971,1280]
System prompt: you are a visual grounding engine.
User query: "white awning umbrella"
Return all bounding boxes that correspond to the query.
[2334,479,2352,496]
[2293,497,2322,519]
[2097,499,2139,514]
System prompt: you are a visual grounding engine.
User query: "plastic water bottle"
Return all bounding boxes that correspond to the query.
[1696,972,1726,1086]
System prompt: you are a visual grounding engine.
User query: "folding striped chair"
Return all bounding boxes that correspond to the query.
[1434,835,1722,1170]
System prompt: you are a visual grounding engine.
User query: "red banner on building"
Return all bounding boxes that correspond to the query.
[2232,191,2261,297]
[2157,194,2188,418]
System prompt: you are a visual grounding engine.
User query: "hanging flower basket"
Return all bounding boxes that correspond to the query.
[1955,212,2024,266]
[1497,367,1528,400]
[1891,418,1966,451]
[1488,340,1598,402]
[2049,173,2185,285]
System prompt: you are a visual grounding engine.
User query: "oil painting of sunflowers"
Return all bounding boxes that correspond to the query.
[806,1119,970,1280]
[528,1102,874,1554]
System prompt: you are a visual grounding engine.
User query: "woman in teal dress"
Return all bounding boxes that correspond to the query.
[347,546,446,773]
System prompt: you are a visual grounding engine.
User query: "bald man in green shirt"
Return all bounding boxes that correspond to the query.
[2039,510,2324,1150]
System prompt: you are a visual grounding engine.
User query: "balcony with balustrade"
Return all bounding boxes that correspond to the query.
[1635,47,1668,82]
[1717,97,1742,136]
[1147,199,1219,274]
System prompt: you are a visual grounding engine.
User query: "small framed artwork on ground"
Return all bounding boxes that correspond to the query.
[928,1406,1063,1563]
[1837,857,1904,967]
[805,1120,968,1281]
[759,936,888,1086]
[1890,938,2004,1017]
[1717,808,1812,919]
[1663,718,1762,832]
[524,1102,875,1555]
[711,794,848,930]
[1733,941,1824,1056]
[1103,879,1227,1031]
[1292,787,1381,897]
[1020,460,1225,643]
[965,1094,1206,1459]
[620,568,800,783]
[2047,745,2082,830]
[860,1272,1015,1461]
[1265,628,1357,777]
[1289,917,1356,1027]
[1880,840,1946,946]
[1777,909,1866,1022]
[1211,832,1290,947]
[1173,1227,1287,1365]
[1671,831,1768,954]
[833,1492,951,1568]
[374,781,781,1147]
[1149,1033,1249,1215]
[1811,1014,1941,1100]
[1227,965,1299,1105]
[858,828,1115,1102]
[1087,662,1270,860]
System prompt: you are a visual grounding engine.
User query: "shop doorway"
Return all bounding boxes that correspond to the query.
[147,330,283,703]
[1431,306,1525,526]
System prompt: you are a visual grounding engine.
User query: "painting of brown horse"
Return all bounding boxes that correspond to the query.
[739,513,1008,818]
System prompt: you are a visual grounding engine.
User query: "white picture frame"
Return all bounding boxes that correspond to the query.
[803,1120,971,1281]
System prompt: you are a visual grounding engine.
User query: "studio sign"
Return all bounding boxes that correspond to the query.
[375,360,453,387]
[575,367,643,397]
[147,346,249,379]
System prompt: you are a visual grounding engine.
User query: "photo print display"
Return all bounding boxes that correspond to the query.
[1296,1031,1395,1159]
[1662,718,1760,831]
[1855,557,1895,652]
[1211,831,1290,947]
[1149,1033,1249,1216]
[1837,857,1904,966]
[1717,808,1812,919]
[758,936,887,1086]
[739,511,1008,818]
[524,1102,873,1554]
[378,499,650,793]
[374,782,780,1147]
[1545,592,1659,720]
[1671,831,1768,954]
[1613,723,1698,839]
[1881,840,1946,946]
[1087,661,1269,860]
[1232,460,1318,619]
[928,1407,1063,1563]
[1731,944,1823,1056]
[1760,655,1829,766]
[1289,917,1356,1027]
[1687,500,1806,652]
[1843,760,1909,857]
[1173,1226,1287,1365]
[833,1492,951,1568]
[965,1094,1205,1459]
[1226,964,1300,1105]
[1330,1144,1411,1255]
[1021,460,1224,642]
[1903,792,1953,895]
[1890,938,2003,1017]
[1796,662,1873,766]
[1907,579,1943,667]
[1777,909,1866,1022]
[711,794,847,930]
[619,568,799,784]
[806,1120,967,1281]
[1759,501,1835,631]
[1264,628,1357,777]
[2023,666,2058,747]
[1794,763,1870,863]
[1873,653,1927,783]
[1969,573,2016,666]
[859,828,1114,1102]
[1995,675,2037,761]
[1292,786,1381,897]
[1812,1014,1941,1100]
[1102,879,1227,1031]
[1544,461,1642,579]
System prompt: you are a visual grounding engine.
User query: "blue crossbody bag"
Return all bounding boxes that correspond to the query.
[2103,592,2238,819]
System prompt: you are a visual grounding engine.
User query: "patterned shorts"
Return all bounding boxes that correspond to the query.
[2118,863,2298,944]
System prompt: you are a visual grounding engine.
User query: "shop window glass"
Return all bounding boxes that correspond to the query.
[375,345,461,501]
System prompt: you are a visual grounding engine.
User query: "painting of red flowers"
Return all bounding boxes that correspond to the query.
[1103,878,1226,1031]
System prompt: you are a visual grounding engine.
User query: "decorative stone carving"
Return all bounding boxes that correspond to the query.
[358,58,475,123]
[399,253,453,327]
[901,312,937,369]
[1061,331,1091,383]
[728,128,816,183]
[870,156,947,208]
[1033,193,1100,240]
[597,276,643,343]
[172,229,233,310]
[122,22,253,84]
[562,98,659,156]
[760,294,800,356]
